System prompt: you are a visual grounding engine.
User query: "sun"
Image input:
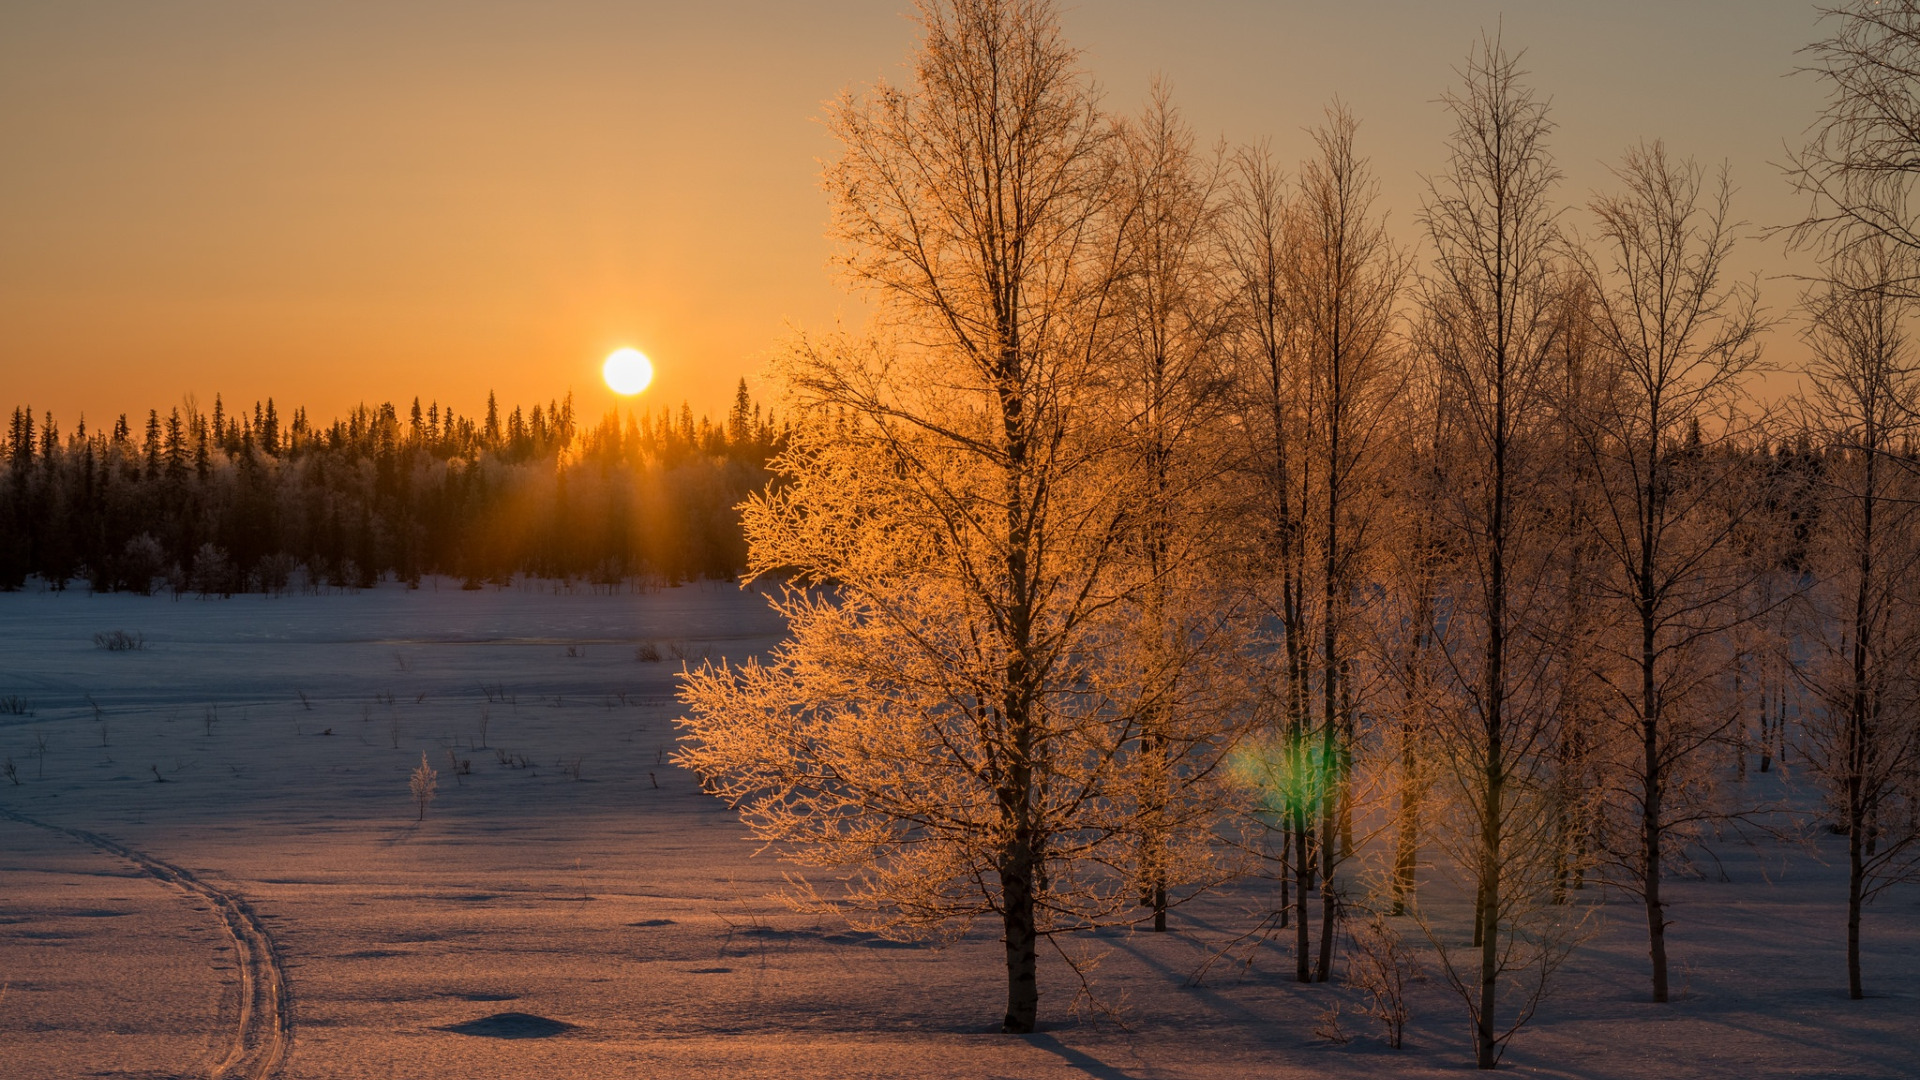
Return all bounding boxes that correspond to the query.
[602,347,654,395]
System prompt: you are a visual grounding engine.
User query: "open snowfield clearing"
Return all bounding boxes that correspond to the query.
[0,582,1915,1079]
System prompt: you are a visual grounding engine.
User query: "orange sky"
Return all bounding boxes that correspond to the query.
[1,2,1827,428]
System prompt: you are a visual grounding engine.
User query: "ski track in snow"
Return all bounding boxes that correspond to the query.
[0,806,291,1080]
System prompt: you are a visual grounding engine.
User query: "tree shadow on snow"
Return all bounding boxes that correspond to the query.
[1018,1033,1145,1080]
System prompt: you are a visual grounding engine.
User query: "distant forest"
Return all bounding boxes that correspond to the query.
[0,382,782,593]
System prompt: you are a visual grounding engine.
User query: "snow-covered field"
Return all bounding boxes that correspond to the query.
[0,583,1915,1079]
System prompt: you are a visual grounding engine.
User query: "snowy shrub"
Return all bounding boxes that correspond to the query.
[1346,911,1418,1048]
[92,630,146,651]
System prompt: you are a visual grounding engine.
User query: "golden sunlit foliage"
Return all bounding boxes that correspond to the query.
[678,0,1255,1035]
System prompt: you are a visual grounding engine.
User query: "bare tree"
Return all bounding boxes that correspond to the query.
[1788,1,1920,294]
[1794,238,1920,1000]
[1541,272,1610,906]
[1415,37,1578,1069]
[1570,142,1770,1003]
[1224,141,1321,981]
[1372,375,1448,917]
[1286,105,1409,982]
[1222,105,1406,983]
[1109,84,1240,934]
[676,0,1243,1034]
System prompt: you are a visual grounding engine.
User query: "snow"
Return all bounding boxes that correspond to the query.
[0,582,1915,1078]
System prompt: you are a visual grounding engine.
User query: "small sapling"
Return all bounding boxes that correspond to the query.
[1347,911,1417,1048]
[410,752,438,820]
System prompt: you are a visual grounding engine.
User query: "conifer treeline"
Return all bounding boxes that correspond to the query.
[0,380,782,592]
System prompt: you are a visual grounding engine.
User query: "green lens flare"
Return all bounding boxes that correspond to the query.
[1231,731,1334,820]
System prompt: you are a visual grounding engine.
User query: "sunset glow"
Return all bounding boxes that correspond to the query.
[602,347,654,395]
[5,3,1914,1078]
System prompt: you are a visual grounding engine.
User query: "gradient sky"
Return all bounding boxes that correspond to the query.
[1,1,1827,427]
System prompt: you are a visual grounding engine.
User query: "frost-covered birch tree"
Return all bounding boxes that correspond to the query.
[1221,105,1406,985]
[675,0,1245,1035]
[1108,86,1242,934]
[1285,106,1408,983]
[1789,0,1920,290]
[1415,38,1579,1069]
[1571,143,1769,1004]
[1223,141,1323,981]
[1794,239,1920,1000]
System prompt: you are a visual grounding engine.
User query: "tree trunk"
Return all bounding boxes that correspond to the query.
[1733,658,1748,782]
[1278,822,1291,928]
[1848,811,1865,1000]
[1643,804,1669,1003]
[1394,590,1433,916]
[1295,805,1313,982]
[1288,574,1316,983]
[1141,727,1170,933]
[1846,443,1874,1002]
[996,265,1039,1034]
[1476,806,1501,1069]
[1392,746,1419,915]
[1759,681,1773,773]
[1317,789,1337,982]
[1777,685,1789,766]
[1000,851,1039,1032]
[1315,699,1339,982]
[1147,721,1167,933]
[1643,620,1669,1004]
[1475,578,1504,1066]
[1476,384,1507,1071]
[1339,672,1356,860]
